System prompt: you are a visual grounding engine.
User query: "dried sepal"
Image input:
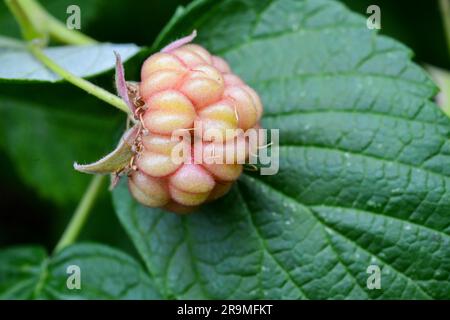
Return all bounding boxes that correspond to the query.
[114,51,137,116]
[74,124,140,175]
[161,30,197,53]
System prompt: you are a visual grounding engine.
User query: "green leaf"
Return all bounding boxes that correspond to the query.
[0,246,47,299]
[113,0,450,299]
[0,243,161,299]
[0,83,122,205]
[0,39,140,82]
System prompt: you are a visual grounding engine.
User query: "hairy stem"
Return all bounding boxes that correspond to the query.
[29,44,130,113]
[440,0,450,57]
[54,175,106,253]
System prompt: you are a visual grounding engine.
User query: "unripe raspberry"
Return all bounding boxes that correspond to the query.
[129,171,169,207]
[142,90,196,135]
[169,163,215,206]
[141,53,187,79]
[172,44,212,67]
[212,56,231,73]
[223,86,259,130]
[126,33,264,213]
[195,99,238,141]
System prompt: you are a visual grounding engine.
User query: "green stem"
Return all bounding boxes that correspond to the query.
[47,15,96,45]
[5,0,95,45]
[5,0,46,41]
[54,175,105,253]
[29,44,130,113]
[440,0,450,58]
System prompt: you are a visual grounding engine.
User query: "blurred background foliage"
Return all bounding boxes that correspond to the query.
[0,0,448,257]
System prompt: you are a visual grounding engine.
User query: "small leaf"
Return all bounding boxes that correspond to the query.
[0,243,162,299]
[0,39,141,82]
[0,246,47,299]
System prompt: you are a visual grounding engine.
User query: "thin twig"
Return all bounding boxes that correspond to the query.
[29,44,130,114]
[54,175,105,253]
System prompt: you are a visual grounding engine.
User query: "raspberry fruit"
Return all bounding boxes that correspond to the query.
[129,33,263,213]
[75,31,264,214]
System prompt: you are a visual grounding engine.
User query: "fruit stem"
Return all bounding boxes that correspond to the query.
[29,44,130,114]
[440,0,450,58]
[54,175,105,253]
[5,0,96,45]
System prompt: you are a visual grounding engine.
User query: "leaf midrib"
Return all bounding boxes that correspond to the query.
[263,108,450,130]
[279,144,450,185]
[310,205,450,240]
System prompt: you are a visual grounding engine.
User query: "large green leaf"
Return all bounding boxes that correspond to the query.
[0,243,161,299]
[0,38,140,82]
[113,0,450,299]
[0,83,123,205]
